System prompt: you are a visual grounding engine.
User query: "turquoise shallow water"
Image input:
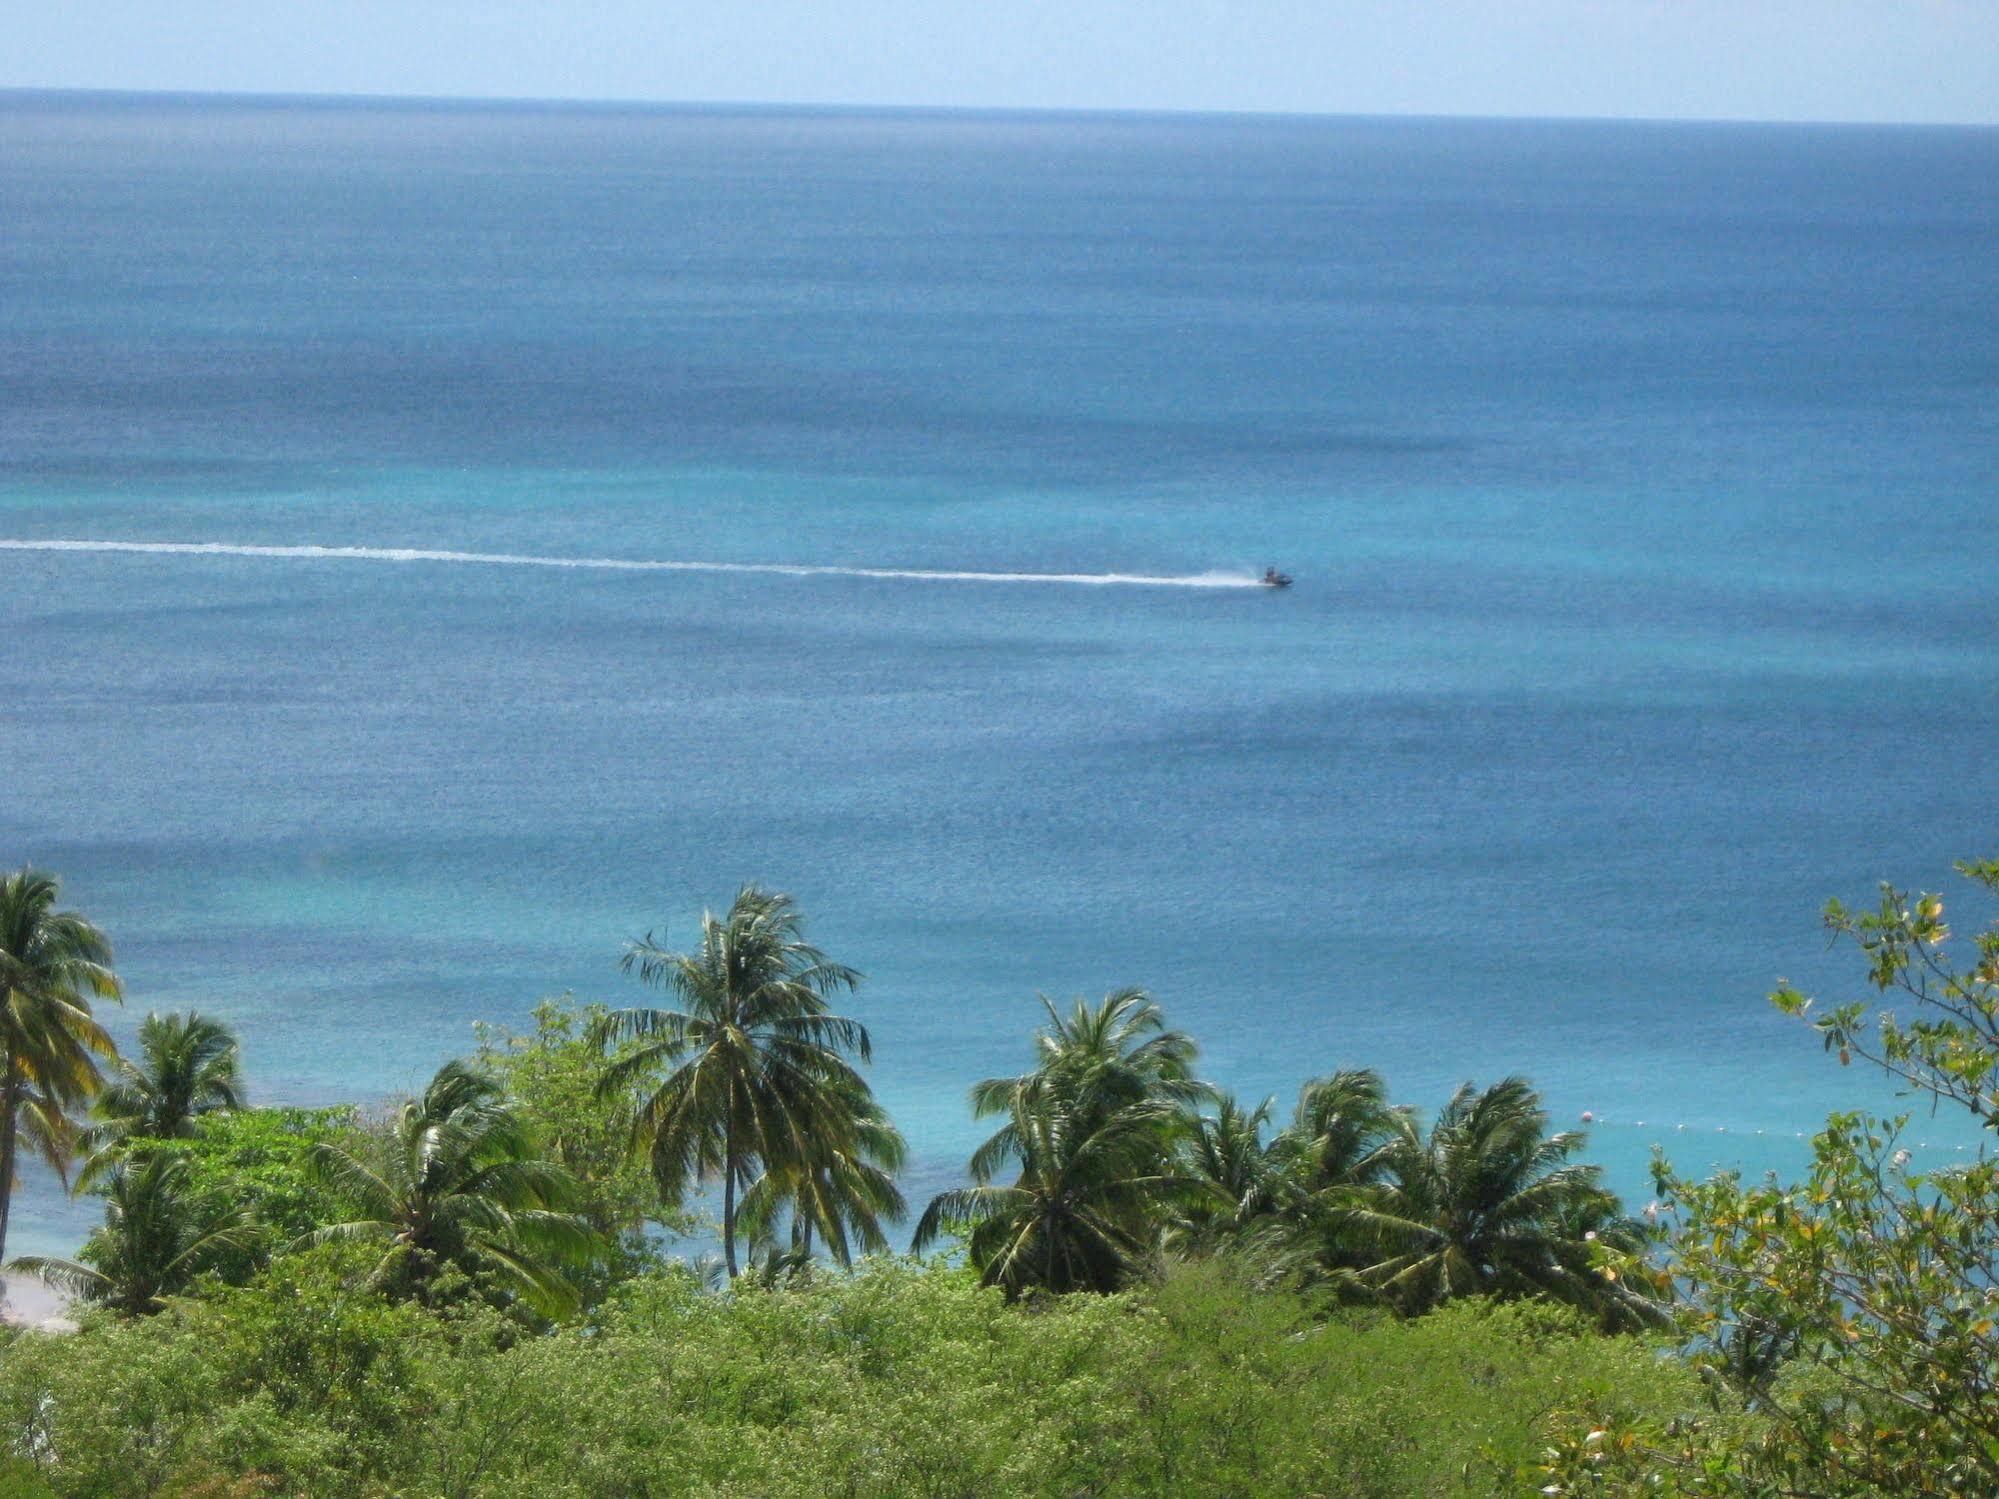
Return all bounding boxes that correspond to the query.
[3,95,1997,1261]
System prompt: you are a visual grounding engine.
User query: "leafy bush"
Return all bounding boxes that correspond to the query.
[0,1245,440,1496]
[158,1106,361,1248]
[1563,860,1999,1497]
[0,1255,1706,1497]
[473,997,684,1245]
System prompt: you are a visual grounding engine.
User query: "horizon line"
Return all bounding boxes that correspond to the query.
[3,84,1994,134]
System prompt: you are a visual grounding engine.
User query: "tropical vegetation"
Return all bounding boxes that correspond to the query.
[0,1256,1703,1499]
[1561,858,1999,1496]
[915,992,1657,1331]
[914,1070,1190,1295]
[0,868,121,1265]
[1351,1077,1656,1329]
[299,1059,601,1317]
[0,860,1992,1498]
[77,1010,242,1186]
[8,1151,258,1315]
[472,997,687,1246]
[913,988,1206,1295]
[595,885,878,1277]
[737,1073,906,1265]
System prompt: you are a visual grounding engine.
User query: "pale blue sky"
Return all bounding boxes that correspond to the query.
[8,0,1997,125]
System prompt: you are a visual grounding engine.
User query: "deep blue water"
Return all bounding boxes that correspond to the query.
[4,93,1997,1268]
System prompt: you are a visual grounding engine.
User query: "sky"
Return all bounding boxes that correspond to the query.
[6,0,1997,125]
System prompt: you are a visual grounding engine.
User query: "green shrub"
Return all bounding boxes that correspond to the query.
[156,1106,362,1261]
[0,1255,1711,1497]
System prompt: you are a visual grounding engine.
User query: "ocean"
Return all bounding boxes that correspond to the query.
[4,93,1997,1265]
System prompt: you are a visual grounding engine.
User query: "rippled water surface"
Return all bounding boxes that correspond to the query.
[4,95,1997,1258]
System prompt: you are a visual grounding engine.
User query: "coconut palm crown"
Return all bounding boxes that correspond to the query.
[1272,1067,1398,1194]
[966,988,1208,1185]
[301,1060,599,1315]
[80,1011,244,1185]
[596,885,872,1278]
[920,989,1212,1297]
[0,868,122,1264]
[739,1077,907,1266]
[1349,1076,1662,1330]
[1173,1092,1280,1251]
[915,1079,1193,1298]
[7,1150,258,1315]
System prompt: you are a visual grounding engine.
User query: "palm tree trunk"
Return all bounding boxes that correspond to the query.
[722,1119,739,1279]
[0,1052,19,1268]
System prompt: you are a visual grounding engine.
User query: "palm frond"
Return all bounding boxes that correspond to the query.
[912,1185,1028,1253]
[291,1218,397,1252]
[303,1142,400,1220]
[4,1254,109,1298]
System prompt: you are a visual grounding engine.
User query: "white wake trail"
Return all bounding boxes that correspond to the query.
[0,539,1261,590]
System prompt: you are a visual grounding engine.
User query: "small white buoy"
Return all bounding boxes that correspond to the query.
[1581,1110,1595,1123]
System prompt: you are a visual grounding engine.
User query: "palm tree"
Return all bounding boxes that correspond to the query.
[6,1151,258,1315]
[596,886,871,1278]
[1271,1068,1397,1195]
[301,1060,599,1316]
[914,1080,1193,1297]
[739,1080,907,1265]
[1173,1093,1279,1251]
[966,989,1207,1185]
[0,869,122,1265]
[1250,1068,1403,1279]
[1348,1077,1662,1330]
[972,988,1206,1118]
[1161,1072,1405,1290]
[697,1242,814,1294]
[918,988,1209,1296]
[79,1011,243,1185]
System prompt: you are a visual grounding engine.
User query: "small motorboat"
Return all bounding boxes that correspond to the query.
[1261,567,1293,589]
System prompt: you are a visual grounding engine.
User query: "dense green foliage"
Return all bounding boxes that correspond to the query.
[9,1152,259,1314]
[145,1104,362,1250]
[919,1072,1189,1294]
[917,990,1659,1330]
[301,1061,601,1317]
[0,1256,1707,1497]
[1352,1077,1655,1330]
[472,997,686,1248]
[77,1011,243,1187]
[4,866,1995,1495]
[736,1074,906,1264]
[915,989,1208,1294]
